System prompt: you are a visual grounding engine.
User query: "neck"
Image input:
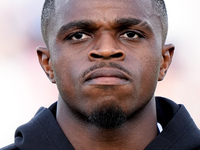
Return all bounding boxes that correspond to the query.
[56,97,157,150]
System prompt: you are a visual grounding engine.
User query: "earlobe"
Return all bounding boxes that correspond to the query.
[158,44,175,81]
[36,46,56,83]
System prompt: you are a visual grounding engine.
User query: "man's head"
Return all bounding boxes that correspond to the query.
[37,0,174,129]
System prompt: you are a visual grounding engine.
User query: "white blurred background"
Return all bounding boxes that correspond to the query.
[0,0,200,147]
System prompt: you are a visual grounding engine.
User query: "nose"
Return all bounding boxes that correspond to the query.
[88,34,125,61]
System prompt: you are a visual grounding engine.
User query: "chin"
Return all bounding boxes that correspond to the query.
[86,96,153,129]
[87,104,127,129]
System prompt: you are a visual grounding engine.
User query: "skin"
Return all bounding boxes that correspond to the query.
[37,0,174,149]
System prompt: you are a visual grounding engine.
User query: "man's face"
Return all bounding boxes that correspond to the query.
[41,0,172,126]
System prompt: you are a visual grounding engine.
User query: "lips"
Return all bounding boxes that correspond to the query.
[84,68,130,85]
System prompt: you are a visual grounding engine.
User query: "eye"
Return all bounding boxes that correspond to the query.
[65,32,90,41]
[120,31,143,39]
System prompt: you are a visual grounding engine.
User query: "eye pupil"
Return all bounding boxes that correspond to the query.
[74,33,83,39]
[127,32,136,38]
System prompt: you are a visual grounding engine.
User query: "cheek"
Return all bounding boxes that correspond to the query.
[52,52,90,102]
[127,50,161,96]
[139,54,161,94]
[52,56,77,98]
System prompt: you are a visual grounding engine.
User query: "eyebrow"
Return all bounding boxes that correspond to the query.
[113,18,153,33]
[57,20,97,37]
[114,18,142,28]
[57,18,152,37]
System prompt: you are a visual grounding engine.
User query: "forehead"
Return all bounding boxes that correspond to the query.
[54,0,156,23]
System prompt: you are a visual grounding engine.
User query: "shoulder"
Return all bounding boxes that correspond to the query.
[152,97,200,149]
[1,144,19,150]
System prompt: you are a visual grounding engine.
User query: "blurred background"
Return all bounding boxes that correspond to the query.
[0,0,200,147]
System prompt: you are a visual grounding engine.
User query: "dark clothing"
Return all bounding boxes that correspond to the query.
[2,97,200,150]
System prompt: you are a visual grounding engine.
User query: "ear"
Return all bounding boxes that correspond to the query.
[158,44,175,81]
[36,46,56,83]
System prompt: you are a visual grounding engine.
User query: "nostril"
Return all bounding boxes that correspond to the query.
[90,53,103,58]
[88,49,125,61]
[111,53,123,58]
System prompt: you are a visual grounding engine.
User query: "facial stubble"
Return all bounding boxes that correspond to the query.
[88,105,127,129]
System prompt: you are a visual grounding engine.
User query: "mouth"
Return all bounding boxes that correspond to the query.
[84,68,130,85]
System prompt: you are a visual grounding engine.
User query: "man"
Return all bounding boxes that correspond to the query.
[2,0,200,149]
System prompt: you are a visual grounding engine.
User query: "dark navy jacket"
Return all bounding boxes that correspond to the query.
[2,97,200,150]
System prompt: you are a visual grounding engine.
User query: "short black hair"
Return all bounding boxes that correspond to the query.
[152,0,168,43]
[41,0,168,46]
[41,0,55,46]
